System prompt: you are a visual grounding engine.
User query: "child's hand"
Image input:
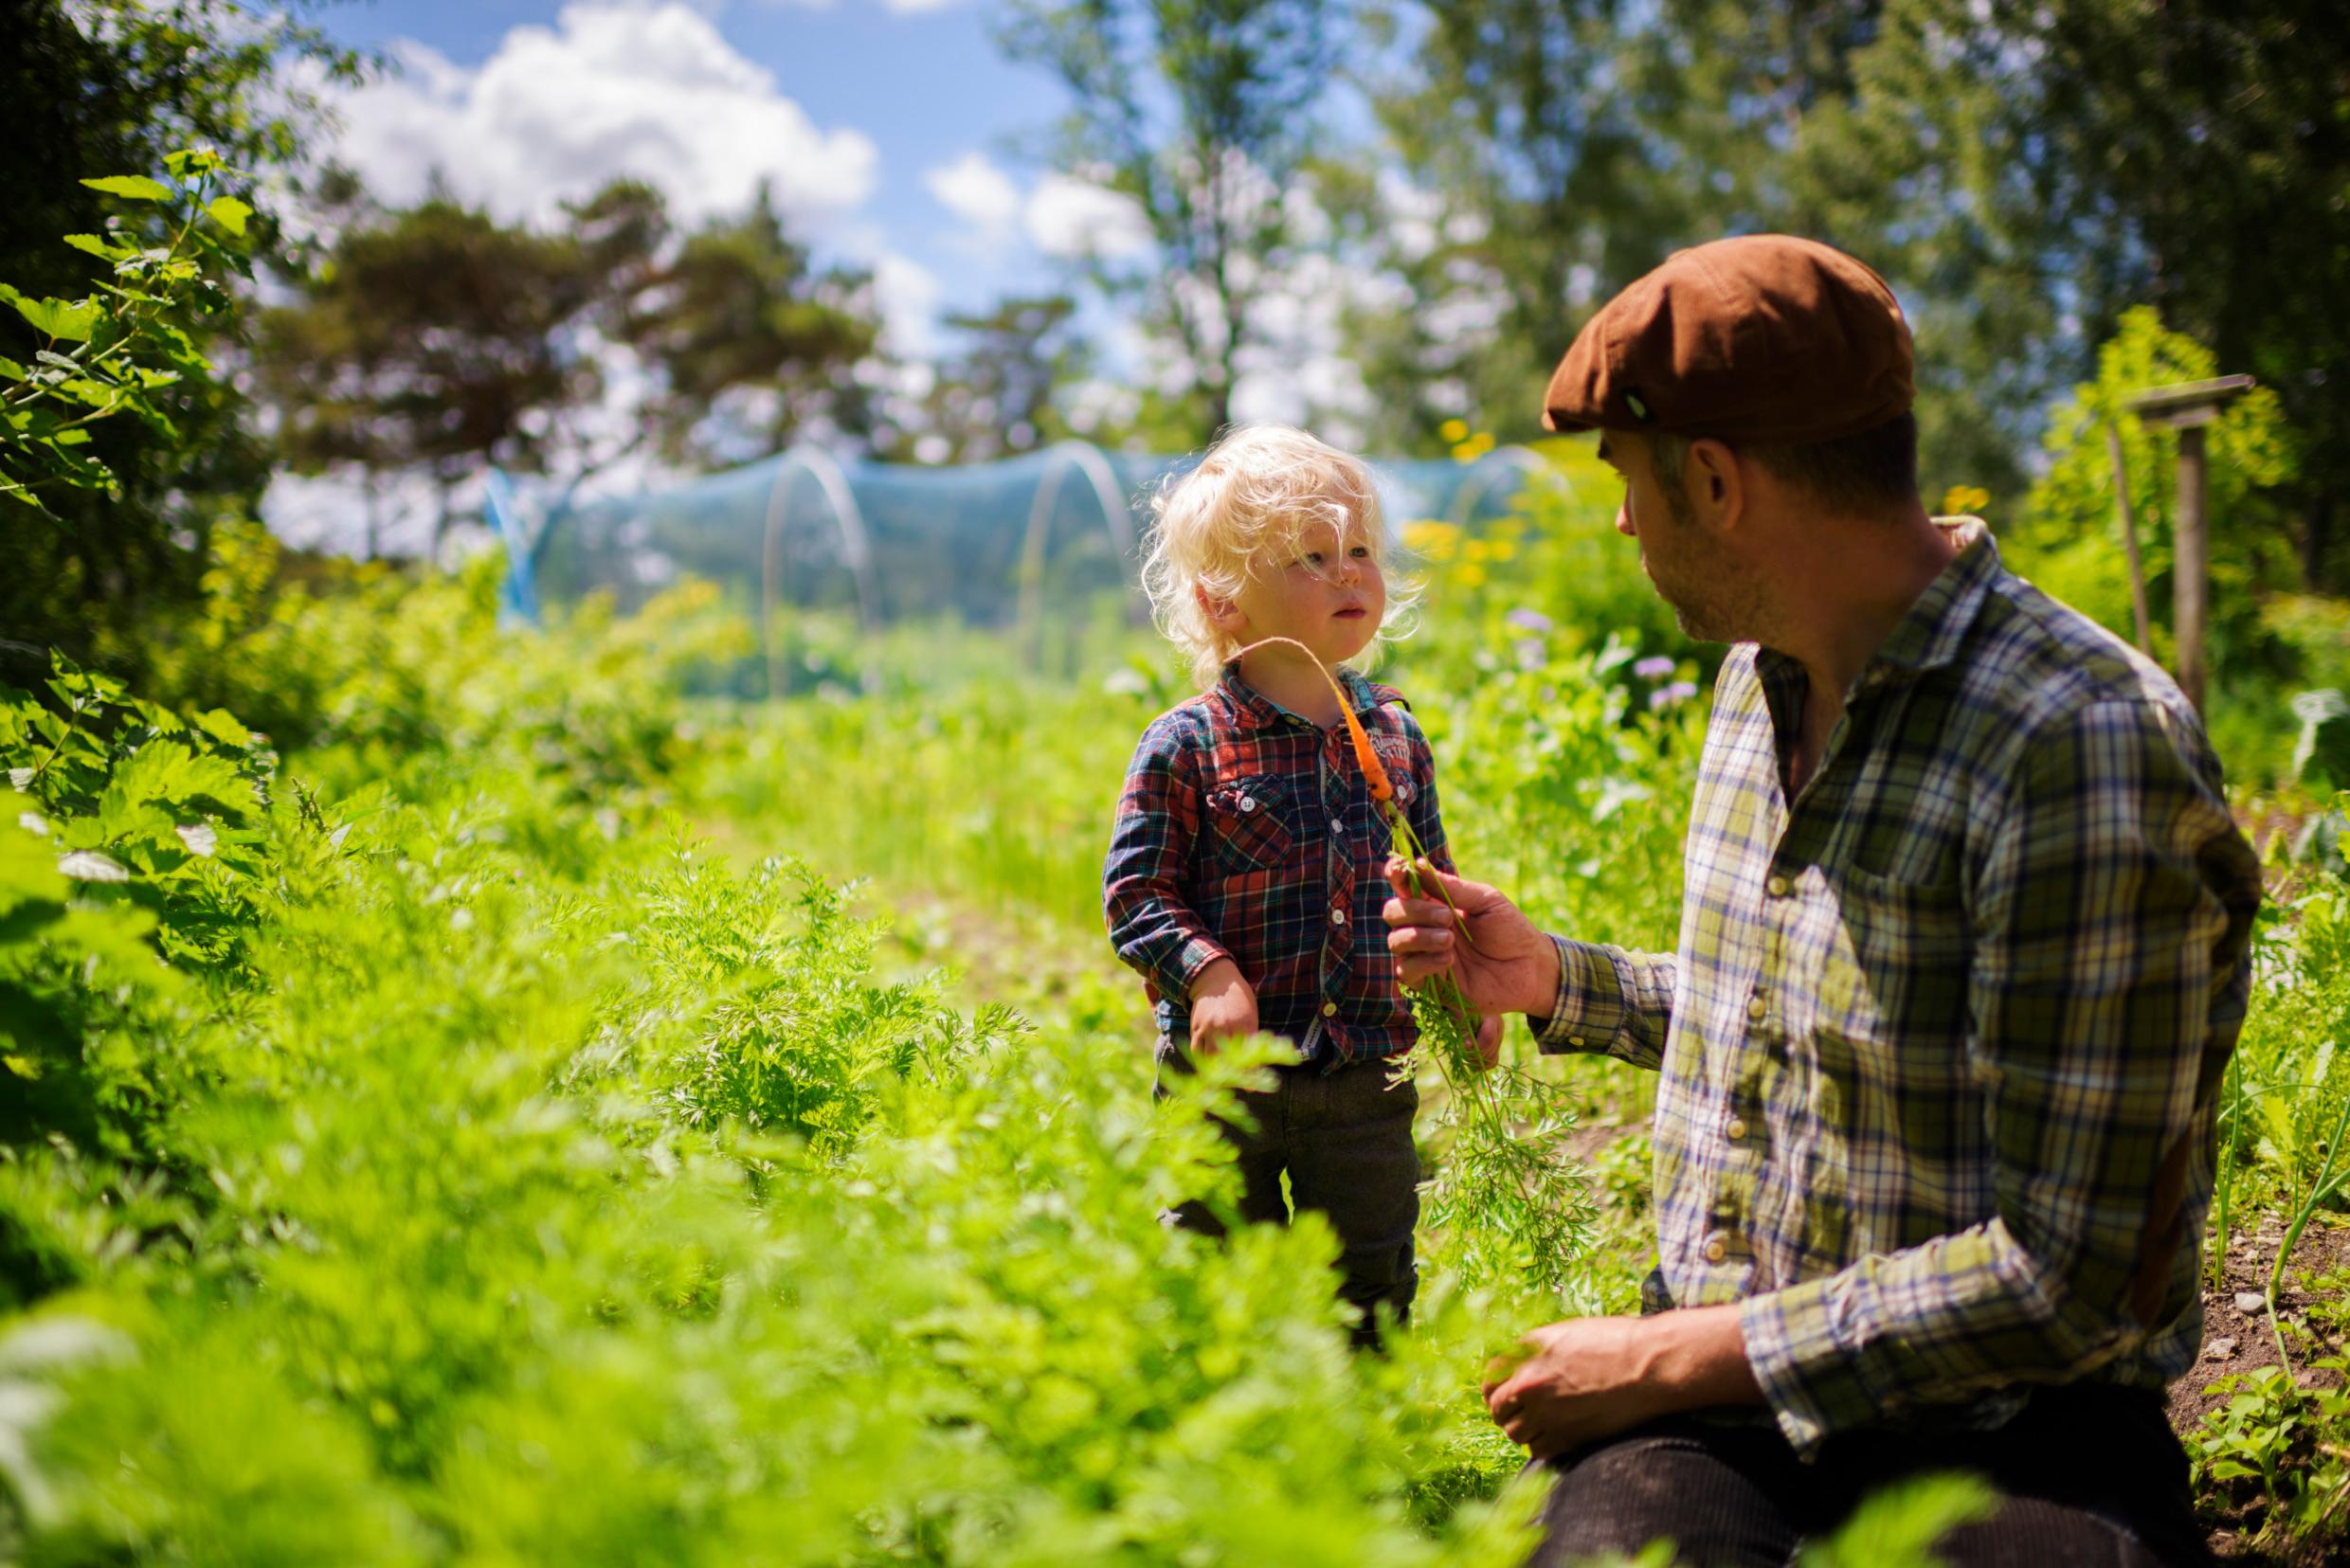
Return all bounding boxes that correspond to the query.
[1186,959,1257,1055]
[1472,1011,1504,1072]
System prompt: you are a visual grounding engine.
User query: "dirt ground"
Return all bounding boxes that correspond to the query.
[2169,1217,2350,1564]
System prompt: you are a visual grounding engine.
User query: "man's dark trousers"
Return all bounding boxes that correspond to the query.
[1528,1381,2212,1567]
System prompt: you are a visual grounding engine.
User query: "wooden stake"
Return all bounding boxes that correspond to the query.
[2175,424,2210,714]
[2104,421,2155,658]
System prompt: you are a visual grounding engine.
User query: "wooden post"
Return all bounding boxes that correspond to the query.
[2173,424,2209,713]
[2104,421,2154,657]
[2119,374,2254,717]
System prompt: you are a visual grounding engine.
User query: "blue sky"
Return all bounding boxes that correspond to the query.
[303,0,1112,351]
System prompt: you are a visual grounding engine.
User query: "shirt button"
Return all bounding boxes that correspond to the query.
[1726,1116,1748,1141]
[1238,795,1257,814]
[1745,995,1767,1021]
[1567,1036,1584,1049]
[1704,1234,1729,1265]
[1322,1000,1338,1017]
[1329,817,1344,834]
[1765,874,1790,897]
[1330,907,1347,925]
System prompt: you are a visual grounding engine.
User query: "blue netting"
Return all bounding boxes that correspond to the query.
[497,442,1535,626]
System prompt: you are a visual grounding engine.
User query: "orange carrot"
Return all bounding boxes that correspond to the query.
[1230,634,1391,797]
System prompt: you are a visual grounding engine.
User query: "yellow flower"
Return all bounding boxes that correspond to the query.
[1438,418,1470,443]
[1403,520,1460,562]
[1484,537,1518,562]
[1455,563,1488,589]
[1941,484,1991,515]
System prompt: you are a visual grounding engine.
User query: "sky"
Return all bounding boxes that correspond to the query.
[267,0,1418,552]
[299,0,1144,355]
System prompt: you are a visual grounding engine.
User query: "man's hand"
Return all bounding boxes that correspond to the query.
[1383,857,1561,1018]
[1471,1010,1503,1072]
[1480,1306,1762,1461]
[1186,959,1258,1054]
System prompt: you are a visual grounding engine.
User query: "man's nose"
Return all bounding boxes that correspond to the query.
[1614,500,1636,538]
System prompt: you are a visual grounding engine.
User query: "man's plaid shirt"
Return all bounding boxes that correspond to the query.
[1105,663,1453,1068]
[1536,520,2263,1456]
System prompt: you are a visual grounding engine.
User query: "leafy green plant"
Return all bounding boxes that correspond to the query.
[3,149,254,515]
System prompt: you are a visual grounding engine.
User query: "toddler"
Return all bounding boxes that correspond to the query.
[1101,424,1495,1345]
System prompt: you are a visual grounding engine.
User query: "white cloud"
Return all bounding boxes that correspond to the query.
[1025,174,1153,260]
[323,2,877,229]
[925,152,1021,234]
[872,252,943,354]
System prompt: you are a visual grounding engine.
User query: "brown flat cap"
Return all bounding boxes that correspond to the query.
[1542,235,1913,443]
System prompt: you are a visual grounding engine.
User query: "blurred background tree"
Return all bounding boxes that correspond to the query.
[907,295,1086,463]
[998,0,1342,443]
[619,186,884,471]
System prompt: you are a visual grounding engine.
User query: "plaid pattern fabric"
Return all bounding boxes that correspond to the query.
[1534,521,2263,1455]
[1105,663,1452,1068]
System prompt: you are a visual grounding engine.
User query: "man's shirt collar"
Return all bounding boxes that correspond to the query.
[1757,517,2001,698]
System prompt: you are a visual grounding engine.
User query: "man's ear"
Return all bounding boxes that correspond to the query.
[1687,438,1746,533]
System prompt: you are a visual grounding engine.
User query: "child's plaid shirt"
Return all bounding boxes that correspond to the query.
[1103,662,1453,1068]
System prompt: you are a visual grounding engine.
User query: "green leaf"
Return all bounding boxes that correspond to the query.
[205,196,253,237]
[80,175,173,202]
[0,356,23,379]
[192,709,252,748]
[62,233,133,263]
[9,295,102,343]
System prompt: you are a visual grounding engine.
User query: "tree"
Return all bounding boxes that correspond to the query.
[255,183,652,556]
[905,295,1084,463]
[619,188,882,470]
[1341,0,1694,451]
[0,0,354,676]
[998,0,1342,441]
[1763,0,2350,577]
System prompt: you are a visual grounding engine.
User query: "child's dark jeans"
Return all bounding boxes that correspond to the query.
[1155,1037,1419,1347]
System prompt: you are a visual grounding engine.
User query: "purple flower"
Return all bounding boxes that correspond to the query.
[1505,606,1554,634]
[1633,655,1675,679]
[1514,638,1547,672]
[1649,680,1698,712]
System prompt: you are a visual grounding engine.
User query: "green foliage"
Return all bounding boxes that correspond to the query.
[1,151,256,517]
[0,0,354,676]
[0,576,1570,1563]
[2190,1361,2350,1545]
[2017,306,2296,667]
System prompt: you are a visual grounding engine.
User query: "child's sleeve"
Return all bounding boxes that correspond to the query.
[1102,716,1232,1004]
[1399,709,1456,875]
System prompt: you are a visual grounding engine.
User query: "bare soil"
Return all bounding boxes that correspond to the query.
[2169,1216,2350,1564]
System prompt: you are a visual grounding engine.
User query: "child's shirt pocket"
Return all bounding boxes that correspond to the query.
[1204,775,1297,874]
[1369,736,1418,806]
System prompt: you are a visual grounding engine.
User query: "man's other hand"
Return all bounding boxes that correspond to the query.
[1481,1306,1762,1460]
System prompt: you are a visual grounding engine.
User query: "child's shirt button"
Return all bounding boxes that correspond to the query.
[1238,796,1256,813]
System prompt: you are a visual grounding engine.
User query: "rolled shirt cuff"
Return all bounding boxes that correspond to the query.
[1528,934,1636,1054]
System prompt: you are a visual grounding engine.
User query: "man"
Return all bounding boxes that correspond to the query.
[1383,235,2262,1566]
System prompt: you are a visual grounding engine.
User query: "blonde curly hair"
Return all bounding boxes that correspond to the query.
[1139,424,1420,690]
